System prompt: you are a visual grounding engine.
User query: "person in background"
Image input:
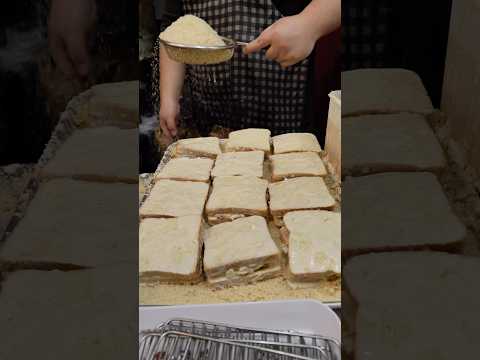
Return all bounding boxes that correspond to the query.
[157,0,341,143]
[48,0,96,80]
[47,0,341,145]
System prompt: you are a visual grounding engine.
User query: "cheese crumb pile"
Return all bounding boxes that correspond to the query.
[159,15,233,65]
[140,277,341,305]
[160,15,225,46]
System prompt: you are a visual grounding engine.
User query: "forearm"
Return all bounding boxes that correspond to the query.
[300,0,341,40]
[159,45,185,104]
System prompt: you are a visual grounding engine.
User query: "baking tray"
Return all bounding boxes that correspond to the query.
[139,141,341,307]
[139,300,341,343]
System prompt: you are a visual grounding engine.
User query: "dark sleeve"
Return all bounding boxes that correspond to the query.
[157,0,184,32]
[272,0,310,16]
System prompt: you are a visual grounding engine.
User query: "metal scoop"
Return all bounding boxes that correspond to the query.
[159,37,248,65]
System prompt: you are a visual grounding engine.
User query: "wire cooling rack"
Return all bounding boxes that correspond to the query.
[139,318,340,360]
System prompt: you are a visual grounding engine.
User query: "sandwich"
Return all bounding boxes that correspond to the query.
[342,68,434,117]
[282,210,340,287]
[342,172,466,257]
[140,179,210,218]
[76,81,139,128]
[343,252,480,359]
[155,157,214,182]
[272,133,321,154]
[211,151,264,178]
[0,179,137,267]
[175,137,222,159]
[41,127,137,183]
[270,152,327,181]
[205,176,268,224]
[343,113,446,176]
[139,215,203,284]
[203,216,281,287]
[225,128,271,154]
[268,177,336,227]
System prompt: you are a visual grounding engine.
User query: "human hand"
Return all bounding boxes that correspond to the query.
[159,98,180,142]
[48,0,97,79]
[243,14,318,68]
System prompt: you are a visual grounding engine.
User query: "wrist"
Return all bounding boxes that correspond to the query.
[297,11,323,42]
[160,95,179,107]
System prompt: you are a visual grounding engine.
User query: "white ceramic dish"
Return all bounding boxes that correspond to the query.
[139,299,340,342]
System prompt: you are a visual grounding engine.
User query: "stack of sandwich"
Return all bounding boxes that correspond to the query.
[341,69,467,256]
[341,68,472,359]
[139,128,341,289]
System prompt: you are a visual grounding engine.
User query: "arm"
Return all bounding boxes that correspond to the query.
[48,0,97,78]
[301,0,341,40]
[158,0,185,141]
[244,0,341,68]
[159,44,185,140]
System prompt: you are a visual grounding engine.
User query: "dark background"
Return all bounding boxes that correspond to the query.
[342,0,453,107]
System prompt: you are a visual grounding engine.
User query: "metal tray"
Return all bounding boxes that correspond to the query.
[139,301,340,342]
[139,301,341,359]
[139,141,341,308]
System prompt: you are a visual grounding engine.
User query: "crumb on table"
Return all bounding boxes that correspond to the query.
[140,277,341,305]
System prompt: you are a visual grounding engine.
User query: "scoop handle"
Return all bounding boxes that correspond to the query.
[235,41,249,47]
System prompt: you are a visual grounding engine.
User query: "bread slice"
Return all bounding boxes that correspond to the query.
[272,133,321,154]
[203,216,281,286]
[268,177,336,226]
[139,216,203,284]
[283,210,340,284]
[175,137,222,158]
[155,157,214,182]
[0,265,137,358]
[0,179,137,267]
[342,173,466,256]
[270,152,327,181]
[211,151,264,178]
[343,113,446,175]
[140,179,209,218]
[77,81,138,128]
[342,68,434,117]
[41,127,137,183]
[343,252,480,360]
[205,176,268,224]
[225,128,271,153]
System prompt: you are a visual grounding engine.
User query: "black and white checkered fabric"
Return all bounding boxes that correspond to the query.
[342,0,394,70]
[182,0,309,135]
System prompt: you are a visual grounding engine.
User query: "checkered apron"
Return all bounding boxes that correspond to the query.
[342,0,395,69]
[182,0,309,135]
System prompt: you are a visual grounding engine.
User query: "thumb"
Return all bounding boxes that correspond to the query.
[66,32,90,78]
[243,27,273,55]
